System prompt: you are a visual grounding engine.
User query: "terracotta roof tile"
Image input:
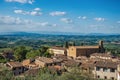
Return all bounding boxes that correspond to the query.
[51,47,66,50]
[91,53,112,57]
[95,61,118,68]
[70,46,100,49]
[36,57,53,64]
[7,62,23,67]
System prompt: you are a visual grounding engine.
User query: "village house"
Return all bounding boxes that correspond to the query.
[23,68,39,76]
[90,52,112,60]
[90,53,120,62]
[1,50,14,60]
[117,65,120,80]
[22,59,39,69]
[117,72,120,80]
[49,46,67,56]
[80,60,96,74]
[35,57,62,68]
[35,57,53,67]
[117,64,120,80]
[93,60,119,80]
[62,59,80,72]
[6,62,24,75]
[67,40,105,58]
[48,65,65,75]
[52,54,70,61]
[75,56,88,62]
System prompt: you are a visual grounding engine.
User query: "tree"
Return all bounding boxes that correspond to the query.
[65,41,69,48]
[39,46,52,57]
[0,69,14,80]
[14,46,28,61]
[43,51,52,58]
[26,50,40,59]
[80,43,84,46]
[39,46,49,54]
[58,67,94,80]
[73,41,75,46]
[0,55,7,63]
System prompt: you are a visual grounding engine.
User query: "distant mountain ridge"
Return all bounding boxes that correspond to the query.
[0,32,35,35]
[0,31,120,36]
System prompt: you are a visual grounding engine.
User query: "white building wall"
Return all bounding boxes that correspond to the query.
[49,49,65,55]
[93,67,117,80]
[117,73,120,80]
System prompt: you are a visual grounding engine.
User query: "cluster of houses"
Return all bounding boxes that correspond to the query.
[3,40,120,80]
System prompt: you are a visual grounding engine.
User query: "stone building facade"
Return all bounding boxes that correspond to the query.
[67,41,105,58]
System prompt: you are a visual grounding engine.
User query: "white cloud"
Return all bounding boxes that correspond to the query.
[117,21,120,24]
[0,15,57,32]
[90,24,105,27]
[14,10,29,15]
[5,0,34,4]
[94,17,105,21]
[61,18,73,23]
[49,11,66,16]
[14,10,23,14]
[28,0,34,4]
[36,22,57,27]
[14,8,42,16]
[30,11,42,16]
[78,16,87,20]
[0,15,57,28]
[82,16,87,19]
[78,16,81,19]
[52,24,57,27]
[0,16,31,25]
[34,8,41,11]
[37,22,48,26]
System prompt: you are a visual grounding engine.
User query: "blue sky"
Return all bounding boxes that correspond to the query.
[0,0,120,33]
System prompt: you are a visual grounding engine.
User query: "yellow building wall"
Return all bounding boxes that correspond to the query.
[35,59,45,68]
[68,46,76,58]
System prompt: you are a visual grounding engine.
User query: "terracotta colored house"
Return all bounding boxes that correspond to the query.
[6,62,24,75]
[22,59,39,69]
[35,57,62,68]
[90,53,112,60]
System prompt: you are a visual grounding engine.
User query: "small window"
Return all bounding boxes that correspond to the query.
[50,63,52,66]
[111,77,114,80]
[96,67,100,71]
[46,64,48,67]
[97,75,100,78]
[54,63,56,65]
[19,67,21,69]
[110,68,115,72]
[104,76,107,79]
[13,68,16,70]
[103,68,108,72]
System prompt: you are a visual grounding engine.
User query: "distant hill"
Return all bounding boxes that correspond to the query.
[0,32,40,36]
[0,31,120,36]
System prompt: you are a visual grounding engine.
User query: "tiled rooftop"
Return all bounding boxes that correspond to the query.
[91,53,112,57]
[36,57,53,63]
[95,60,119,68]
[7,62,23,67]
[69,46,100,49]
[51,47,66,50]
